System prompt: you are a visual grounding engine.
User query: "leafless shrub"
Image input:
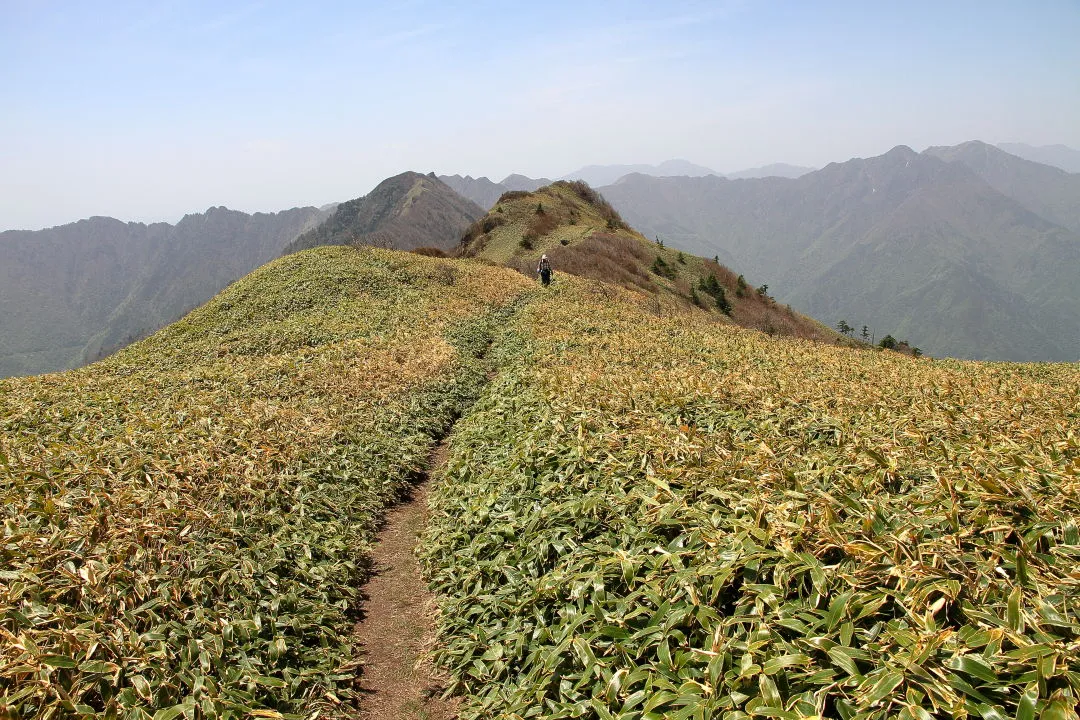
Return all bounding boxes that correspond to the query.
[412,247,448,258]
[545,232,655,293]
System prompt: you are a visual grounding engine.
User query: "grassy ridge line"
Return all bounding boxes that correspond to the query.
[0,247,530,718]
[421,277,1080,719]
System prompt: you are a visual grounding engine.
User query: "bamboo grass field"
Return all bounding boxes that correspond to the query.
[2,245,1079,719]
[421,278,1080,719]
[0,247,531,717]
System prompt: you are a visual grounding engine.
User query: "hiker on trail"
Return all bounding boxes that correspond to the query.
[537,254,553,286]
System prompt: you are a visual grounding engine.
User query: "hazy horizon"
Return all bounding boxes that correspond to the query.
[3,0,1079,231]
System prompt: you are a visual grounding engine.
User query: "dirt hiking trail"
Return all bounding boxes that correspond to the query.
[353,439,457,720]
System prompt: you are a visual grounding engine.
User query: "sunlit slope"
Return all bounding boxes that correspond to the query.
[460,181,842,344]
[0,247,531,716]
[422,276,1080,719]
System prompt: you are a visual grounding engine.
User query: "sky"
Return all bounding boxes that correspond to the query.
[2,0,1079,231]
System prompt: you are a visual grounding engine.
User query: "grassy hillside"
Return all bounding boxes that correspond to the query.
[458,181,841,344]
[422,275,1080,719]
[0,247,530,716]
[3,246,1078,719]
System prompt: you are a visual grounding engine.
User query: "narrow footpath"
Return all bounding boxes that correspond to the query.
[353,439,457,720]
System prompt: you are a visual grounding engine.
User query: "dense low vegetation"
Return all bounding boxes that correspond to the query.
[0,247,530,718]
[4,245,1078,719]
[422,276,1080,719]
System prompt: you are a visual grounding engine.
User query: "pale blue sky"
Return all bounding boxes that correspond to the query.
[2,0,1078,230]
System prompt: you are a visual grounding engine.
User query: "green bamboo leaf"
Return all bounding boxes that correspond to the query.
[153,703,195,720]
[759,674,783,707]
[978,703,1008,720]
[1016,686,1038,720]
[78,660,120,674]
[906,705,935,720]
[131,676,153,701]
[762,654,811,675]
[1008,586,1024,633]
[863,671,904,705]
[1039,697,1079,720]
[825,592,853,630]
[947,655,999,685]
[642,690,678,712]
[621,690,648,711]
[828,647,863,678]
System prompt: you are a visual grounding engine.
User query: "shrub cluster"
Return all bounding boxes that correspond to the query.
[650,254,677,279]
[698,273,733,315]
[511,233,654,294]
[411,246,448,257]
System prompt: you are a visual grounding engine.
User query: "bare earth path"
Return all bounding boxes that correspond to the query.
[353,440,457,720]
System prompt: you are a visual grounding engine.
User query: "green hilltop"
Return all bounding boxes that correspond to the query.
[458,180,845,345]
[2,233,1079,718]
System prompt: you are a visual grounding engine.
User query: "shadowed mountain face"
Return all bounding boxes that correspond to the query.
[0,206,330,378]
[439,175,509,211]
[287,172,483,254]
[925,140,1080,233]
[997,143,1080,174]
[438,173,553,210]
[600,145,1080,361]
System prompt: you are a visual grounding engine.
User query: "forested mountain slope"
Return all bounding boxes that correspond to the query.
[924,140,1080,233]
[285,171,483,254]
[600,145,1080,361]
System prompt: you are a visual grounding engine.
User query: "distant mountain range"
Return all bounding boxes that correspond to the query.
[0,206,332,378]
[1,172,480,379]
[560,159,721,187]
[5,142,1078,377]
[599,141,1080,361]
[438,173,554,211]
[442,160,817,210]
[285,172,482,255]
[726,163,815,179]
[996,143,1080,174]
